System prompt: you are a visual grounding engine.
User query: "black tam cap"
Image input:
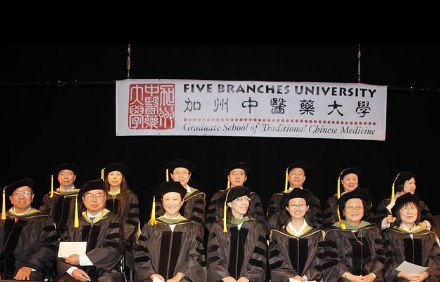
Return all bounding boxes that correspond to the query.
[154,181,186,201]
[340,167,362,179]
[287,161,310,175]
[224,162,250,177]
[5,178,34,196]
[281,188,311,207]
[104,162,130,177]
[391,193,419,217]
[166,158,196,173]
[393,172,416,192]
[53,163,79,176]
[337,188,370,208]
[226,186,251,203]
[78,179,106,200]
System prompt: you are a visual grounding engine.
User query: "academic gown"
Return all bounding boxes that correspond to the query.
[106,190,139,270]
[57,210,124,281]
[206,189,265,231]
[376,195,436,229]
[266,189,322,230]
[207,219,267,282]
[39,188,80,237]
[318,222,385,282]
[0,208,57,280]
[155,188,206,240]
[322,188,372,230]
[135,217,206,282]
[269,225,324,282]
[383,226,440,281]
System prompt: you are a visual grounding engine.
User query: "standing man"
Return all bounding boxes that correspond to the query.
[57,179,124,282]
[0,178,57,280]
[40,162,80,237]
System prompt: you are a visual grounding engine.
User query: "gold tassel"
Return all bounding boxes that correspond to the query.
[166,169,169,182]
[1,188,6,220]
[74,195,79,228]
[337,208,346,229]
[101,168,105,181]
[284,168,288,193]
[223,189,231,232]
[337,174,345,229]
[50,174,54,198]
[227,179,230,189]
[391,173,400,202]
[148,196,157,225]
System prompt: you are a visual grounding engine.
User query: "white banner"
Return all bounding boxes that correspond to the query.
[116,79,387,141]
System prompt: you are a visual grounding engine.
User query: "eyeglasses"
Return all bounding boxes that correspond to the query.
[12,191,33,198]
[233,197,251,203]
[84,193,104,200]
[345,205,363,211]
[288,203,306,209]
[172,170,189,176]
[230,171,245,176]
[401,205,417,211]
[59,172,74,177]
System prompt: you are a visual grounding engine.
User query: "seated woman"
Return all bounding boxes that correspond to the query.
[135,181,206,282]
[269,188,324,282]
[207,186,267,282]
[382,192,440,281]
[318,188,385,282]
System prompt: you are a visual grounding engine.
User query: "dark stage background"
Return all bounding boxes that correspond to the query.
[1,44,439,224]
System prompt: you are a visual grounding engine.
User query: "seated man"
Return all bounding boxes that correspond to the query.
[57,179,124,282]
[0,178,57,280]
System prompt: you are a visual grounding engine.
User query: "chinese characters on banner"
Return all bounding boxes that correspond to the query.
[116,79,387,141]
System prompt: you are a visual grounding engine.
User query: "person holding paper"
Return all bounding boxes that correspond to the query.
[57,179,124,282]
[136,181,206,282]
[206,162,265,231]
[322,167,373,230]
[382,193,440,281]
[154,158,206,240]
[317,188,385,281]
[266,161,322,230]
[269,188,324,282]
[376,172,435,231]
[207,186,267,282]
[102,162,139,276]
[0,178,57,280]
[39,162,80,237]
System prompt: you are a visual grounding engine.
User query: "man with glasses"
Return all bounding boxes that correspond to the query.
[0,178,57,280]
[206,161,266,231]
[40,162,80,237]
[57,179,124,282]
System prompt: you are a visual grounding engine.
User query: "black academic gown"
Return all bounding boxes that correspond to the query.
[155,187,206,240]
[322,188,372,230]
[206,189,265,231]
[57,210,124,281]
[135,218,206,282]
[207,219,267,282]
[383,226,440,281]
[318,222,385,282]
[39,188,80,237]
[267,189,322,230]
[376,195,436,230]
[106,190,139,270]
[269,225,324,282]
[0,209,57,280]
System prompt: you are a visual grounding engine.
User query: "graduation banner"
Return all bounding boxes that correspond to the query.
[116,79,387,140]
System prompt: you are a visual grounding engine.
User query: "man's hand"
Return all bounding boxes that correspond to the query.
[71,269,91,281]
[14,266,32,280]
[65,254,80,265]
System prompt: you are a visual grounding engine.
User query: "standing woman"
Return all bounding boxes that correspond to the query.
[207,186,267,282]
[376,172,435,231]
[318,189,385,282]
[322,167,373,230]
[382,193,440,282]
[103,162,139,277]
[136,181,206,282]
[155,158,206,240]
[269,188,324,282]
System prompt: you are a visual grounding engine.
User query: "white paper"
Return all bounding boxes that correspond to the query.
[386,200,395,213]
[396,261,428,274]
[58,242,87,257]
[152,277,164,282]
